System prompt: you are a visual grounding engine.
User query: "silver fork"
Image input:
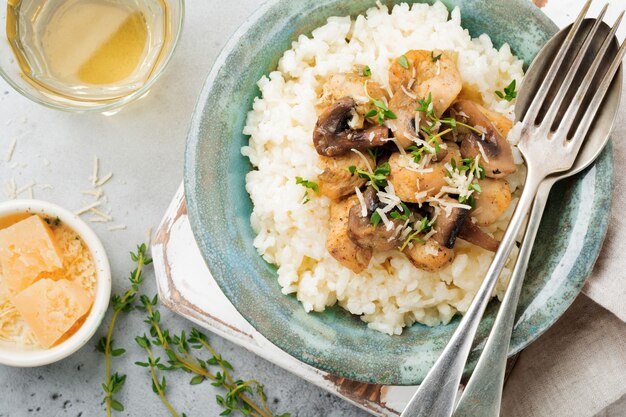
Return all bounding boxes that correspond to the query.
[453,7,624,417]
[400,2,626,416]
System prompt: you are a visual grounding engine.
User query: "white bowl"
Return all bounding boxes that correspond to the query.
[0,199,111,366]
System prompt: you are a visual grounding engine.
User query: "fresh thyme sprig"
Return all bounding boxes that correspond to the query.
[367,148,379,166]
[416,93,483,136]
[399,217,431,251]
[371,201,411,227]
[97,244,152,416]
[364,81,397,125]
[347,162,390,191]
[136,296,290,417]
[495,80,517,101]
[409,93,484,161]
[295,176,318,204]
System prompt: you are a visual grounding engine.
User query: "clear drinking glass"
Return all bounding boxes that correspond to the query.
[0,0,184,113]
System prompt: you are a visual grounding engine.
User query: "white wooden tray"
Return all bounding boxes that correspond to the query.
[151,185,522,415]
[152,185,421,416]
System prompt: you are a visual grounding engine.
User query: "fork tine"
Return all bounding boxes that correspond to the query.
[539,6,609,132]
[556,11,625,144]
[522,0,592,126]
[567,33,626,151]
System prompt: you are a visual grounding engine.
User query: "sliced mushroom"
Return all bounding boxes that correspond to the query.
[470,178,512,226]
[481,106,514,138]
[313,97,389,157]
[347,187,404,251]
[452,100,516,178]
[458,220,499,252]
[317,152,374,200]
[326,195,372,273]
[320,73,389,128]
[432,197,469,249]
[404,238,455,272]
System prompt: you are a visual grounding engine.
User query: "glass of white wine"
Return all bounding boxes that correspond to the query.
[0,0,184,113]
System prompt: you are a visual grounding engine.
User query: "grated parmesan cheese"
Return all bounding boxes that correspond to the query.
[89,207,112,222]
[107,224,127,231]
[15,181,35,198]
[376,208,393,231]
[355,187,368,217]
[4,138,17,162]
[95,172,113,187]
[0,219,96,347]
[350,148,374,173]
[400,84,417,100]
[3,179,16,200]
[476,138,490,163]
[90,156,99,186]
[75,201,101,216]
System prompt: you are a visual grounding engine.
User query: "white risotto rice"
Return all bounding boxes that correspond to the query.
[242,1,525,335]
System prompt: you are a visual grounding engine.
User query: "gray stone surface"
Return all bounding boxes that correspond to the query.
[0,0,366,415]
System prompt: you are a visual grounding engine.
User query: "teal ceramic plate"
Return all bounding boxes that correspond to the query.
[185,0,613,385]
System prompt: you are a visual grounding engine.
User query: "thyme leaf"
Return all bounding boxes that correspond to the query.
[295,177,318,204]
[398,55,409,69]
[347,162,390,191]
[495,80,517,101]
[99,244,152,417]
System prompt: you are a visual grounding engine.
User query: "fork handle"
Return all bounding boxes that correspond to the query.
[400,172,543,417]
[452,178,556,417]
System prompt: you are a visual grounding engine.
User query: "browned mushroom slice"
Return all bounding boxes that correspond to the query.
[452,100,516,178]
[458,220,499,252]
[432,198,469,249]
[326,195,372,273]
[313,97,389,157]
[404,239,455,272]
[347,187,404,251]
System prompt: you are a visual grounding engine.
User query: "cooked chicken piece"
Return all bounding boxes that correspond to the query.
[387,142,461,203]
[404,238,455,272]
[469,178,512,226]
[318,151,375,200]
[389,50,462,115]
[326,196,372,273]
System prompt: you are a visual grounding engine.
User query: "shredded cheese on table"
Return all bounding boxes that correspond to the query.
[4,138,17,162]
